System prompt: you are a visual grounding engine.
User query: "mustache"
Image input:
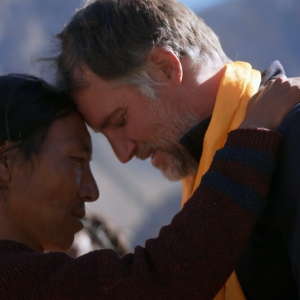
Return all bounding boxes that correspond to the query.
[135,143,156,160]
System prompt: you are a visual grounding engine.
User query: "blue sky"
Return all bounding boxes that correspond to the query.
[180,0,231,12]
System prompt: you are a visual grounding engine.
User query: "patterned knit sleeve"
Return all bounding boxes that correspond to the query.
[5,129,281,300]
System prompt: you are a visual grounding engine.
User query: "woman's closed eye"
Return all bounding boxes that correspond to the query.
[72,156,86,166]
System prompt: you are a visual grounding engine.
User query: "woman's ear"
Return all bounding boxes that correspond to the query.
[0,141,12,185]
[146,47,183,86]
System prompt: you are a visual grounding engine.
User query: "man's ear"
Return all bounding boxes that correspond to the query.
[0,141,12,185]
[146,47,183,86]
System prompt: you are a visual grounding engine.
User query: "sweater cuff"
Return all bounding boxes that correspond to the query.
[225,129,282,156]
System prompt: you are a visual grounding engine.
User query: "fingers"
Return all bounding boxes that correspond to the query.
[286,77,300,85]
[239,76,300,131]
[264,76,287,91]
[263,77,300,128]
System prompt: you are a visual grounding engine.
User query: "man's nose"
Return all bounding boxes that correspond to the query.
[106,134,136,164]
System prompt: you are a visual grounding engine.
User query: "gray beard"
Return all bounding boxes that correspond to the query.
[149,100,200,181]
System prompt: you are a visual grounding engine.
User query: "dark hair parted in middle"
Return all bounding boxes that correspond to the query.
[0,74,76,164]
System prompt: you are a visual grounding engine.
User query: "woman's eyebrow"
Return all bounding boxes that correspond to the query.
[68,139,93,159]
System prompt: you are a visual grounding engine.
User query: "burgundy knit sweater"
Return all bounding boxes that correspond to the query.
[0,129,281,300]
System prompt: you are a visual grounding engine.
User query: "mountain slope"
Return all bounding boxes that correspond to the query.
[198,0,300,76]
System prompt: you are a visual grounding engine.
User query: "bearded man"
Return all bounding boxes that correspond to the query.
[53,0,300,299]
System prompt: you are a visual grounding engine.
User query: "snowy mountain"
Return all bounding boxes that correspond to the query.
[199,0,300,76]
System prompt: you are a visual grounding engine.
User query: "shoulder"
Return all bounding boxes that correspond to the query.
[278,104,300,135]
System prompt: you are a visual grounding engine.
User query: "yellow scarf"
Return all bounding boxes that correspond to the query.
[181,61,261,300]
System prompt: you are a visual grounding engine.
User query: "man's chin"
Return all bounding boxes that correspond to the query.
[156,160,198,181]
[163,172,183,182]
[151,150,196,181]
[157,165,185,182]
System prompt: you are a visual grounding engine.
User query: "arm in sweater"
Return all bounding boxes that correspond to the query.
[0,129,281,300]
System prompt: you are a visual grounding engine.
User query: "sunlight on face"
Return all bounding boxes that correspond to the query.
[135,99,199,181]
[74,67,199,181]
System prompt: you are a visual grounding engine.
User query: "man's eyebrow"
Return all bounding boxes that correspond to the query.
[98,107,125,131]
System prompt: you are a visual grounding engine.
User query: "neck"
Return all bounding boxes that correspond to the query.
[0,212,43,252]
[179,64,226,122]
[195,66,226,120]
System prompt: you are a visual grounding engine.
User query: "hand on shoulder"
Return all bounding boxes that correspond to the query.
[239,76,300,131]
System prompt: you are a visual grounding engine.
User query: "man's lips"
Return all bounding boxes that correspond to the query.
[135,148,155,160]
[151,150,160,167]
[151,150,155,158]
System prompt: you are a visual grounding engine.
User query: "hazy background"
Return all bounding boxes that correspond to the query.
[0,0,299,250]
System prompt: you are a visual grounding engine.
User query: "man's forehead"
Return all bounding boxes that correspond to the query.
[74,65,116,92]
[72,69,131,130]
[74,91,125,132]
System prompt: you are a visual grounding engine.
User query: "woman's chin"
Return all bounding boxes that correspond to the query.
[43,236,75,253]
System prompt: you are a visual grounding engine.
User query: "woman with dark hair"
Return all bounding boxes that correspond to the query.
[0,74,298,299]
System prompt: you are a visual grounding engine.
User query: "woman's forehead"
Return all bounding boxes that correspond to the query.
[46,112,92,151]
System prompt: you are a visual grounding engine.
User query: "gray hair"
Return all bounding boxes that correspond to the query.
[54,0,230,98]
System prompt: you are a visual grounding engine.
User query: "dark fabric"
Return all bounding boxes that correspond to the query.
[260,60,285,87]
[236,63,300,300]
[236,104,300,300]
[0,129,281,300]
[180,116,211,162]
